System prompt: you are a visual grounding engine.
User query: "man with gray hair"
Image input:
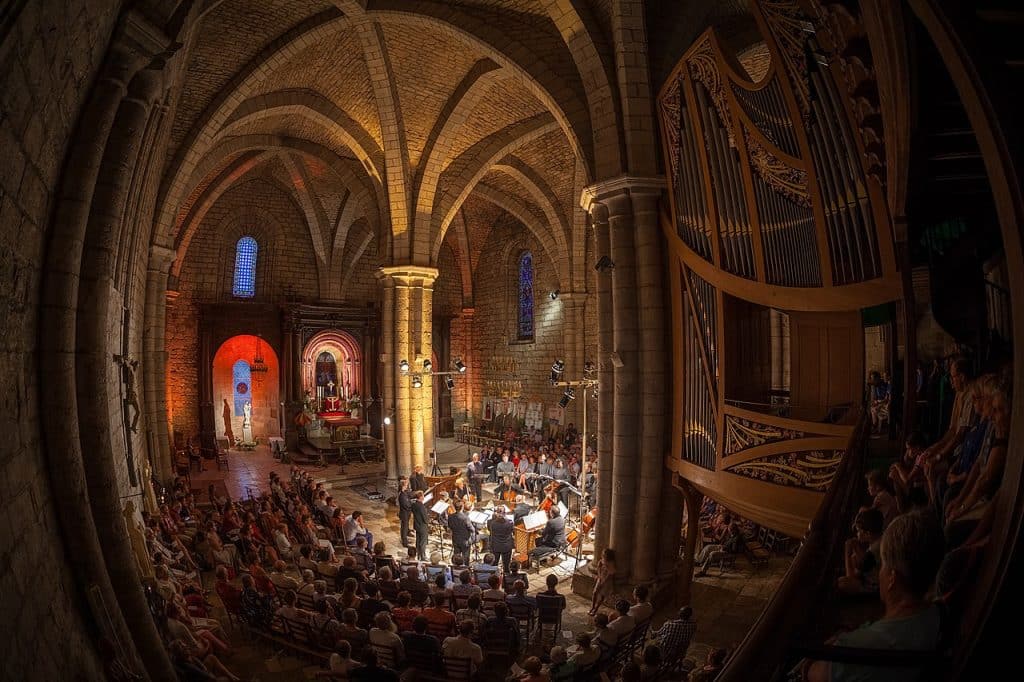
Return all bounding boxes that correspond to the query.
[801,511,945,682]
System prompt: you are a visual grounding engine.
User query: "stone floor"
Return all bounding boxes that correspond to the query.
[187,441,791,679]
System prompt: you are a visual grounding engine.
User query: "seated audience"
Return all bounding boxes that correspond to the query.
[422,592,457,638]
[607,599,636,639]
[484,602,521,657]
[863,470,897,527]
[653,605,696,663]
[402,615,442,671]
[502,560,530,592]
[456,595,487,631]
[547,646,575,682]
[390,591,420,633]
[568,632,600,668]
[690,648,728,682]
[802,511,945,682]
[357,582,391,629]
[270,559,299,591]
[889,433,929,513]
[640,645,663,680]
[837,508,885,595]
[627,584,653,623]
[516,656,549,682]
[369,612,404,666]
[442,621,484,673]
[336,608,369,650]
[348,647,397,682]
[589,611,618,648]
[317,639,358,679]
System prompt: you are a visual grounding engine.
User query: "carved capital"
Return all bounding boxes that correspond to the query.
[377,265,440,286]
[579,175,667,213]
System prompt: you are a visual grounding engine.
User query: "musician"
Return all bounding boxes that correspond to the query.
[584,464,597,506]
[397,477,413,548]
[487,505,515,572]
[495,474,525,504]
[452,477,471,502]
[512,494,533,524]
[411,491,430,560]
[496,453,515,481]
[485,447,502,483]
[551,459,568,484]
[448,501,476,561]
[410,465,428,493]
[529,507,567,564]
[539,485,560,513]
[466,453,485,499]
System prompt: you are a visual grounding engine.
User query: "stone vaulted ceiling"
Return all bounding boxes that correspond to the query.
[158,0,628,290]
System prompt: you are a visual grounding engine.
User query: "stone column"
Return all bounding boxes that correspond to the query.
[379,273,398,484]
[38,11,179,679]
[590,204,614,555]
[379,266,439,479]
[559,292,586,426]
[459,307,476,425]
[579,176,673,586]
[143,244,176,480]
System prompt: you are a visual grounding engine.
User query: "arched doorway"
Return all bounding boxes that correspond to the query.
[301,330,362,413]
[212,335,280,442]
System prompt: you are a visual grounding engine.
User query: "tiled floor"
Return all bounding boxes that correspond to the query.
[190,443,791,679]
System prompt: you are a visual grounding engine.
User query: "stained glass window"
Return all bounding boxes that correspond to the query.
[517,251,534,340]
[232,236,258,297]
[232,359,251,416]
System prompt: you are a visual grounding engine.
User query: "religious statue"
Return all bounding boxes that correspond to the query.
[241,401,254,443]
[112,354,140,433]
[222,398,234,443]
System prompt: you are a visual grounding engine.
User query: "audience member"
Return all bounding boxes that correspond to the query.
[442,621,484,672]
[837,508,885,595]
[652,605,696,663]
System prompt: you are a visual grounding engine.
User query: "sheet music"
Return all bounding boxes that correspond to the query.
[431,501,450,514]
[557,501,568,518]
[468,510,490,524]
[423,493,433,504]
[523,510,548,531]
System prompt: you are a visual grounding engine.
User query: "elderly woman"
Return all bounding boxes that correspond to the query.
[801,510,945,682]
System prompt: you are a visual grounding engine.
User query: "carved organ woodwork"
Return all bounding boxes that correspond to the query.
[659,0,898,537]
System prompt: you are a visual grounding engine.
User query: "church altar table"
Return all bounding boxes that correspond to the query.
[317,412,363,444]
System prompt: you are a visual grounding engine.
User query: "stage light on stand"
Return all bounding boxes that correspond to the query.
[445,376,455,390]
[558,387,576,408]
[399,359,410,374]
[550,359,565,383]
[550,290,559,300]
[423,359,432,372]
[411,374,423,389]
[454,358,467,373]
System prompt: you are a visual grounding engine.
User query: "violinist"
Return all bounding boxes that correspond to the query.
[496,474,526,504]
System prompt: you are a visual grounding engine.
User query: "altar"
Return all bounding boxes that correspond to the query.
[318,411,363,443]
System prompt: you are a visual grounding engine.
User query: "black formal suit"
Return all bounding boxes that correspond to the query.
[487,514,514,572]
[448,510,476,560]
[398,488,413,547]
[466,461,485,499]
[410,472,428,492]
[530,514,566,563]
[411,500,430,560]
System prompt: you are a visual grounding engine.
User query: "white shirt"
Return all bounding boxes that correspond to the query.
[370,627,405,662]
[343,516,366,542]
[607,613,635,638]
[628,601,653,623]
[442,635,483,666]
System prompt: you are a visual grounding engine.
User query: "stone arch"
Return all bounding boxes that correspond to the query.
[428,114,560,262]
[301,329,363,401]
[460,183,571,291]
[220,89,385,183]
[172,134,383,278]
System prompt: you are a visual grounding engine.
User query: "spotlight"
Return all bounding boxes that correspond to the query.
[550,359,565,384]
[383,415,392,426]
[423,359,433,372]
[558,387,576,408]
[454,358,467,373]
[550,290,559,300]
[445,376,455,391]
[594,255,615,273]
[411,375,423,389]
[399,359,410,374]
[583,361,596,376]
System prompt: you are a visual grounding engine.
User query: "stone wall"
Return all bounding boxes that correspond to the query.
[0,1,122,678]
[456,212,575,425]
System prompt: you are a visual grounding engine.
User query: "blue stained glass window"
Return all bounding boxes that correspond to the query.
[232,359,251,416]
[517,251,534,340]
[232,236,258,297]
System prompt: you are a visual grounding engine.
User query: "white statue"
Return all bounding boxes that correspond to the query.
[241,401,254,444]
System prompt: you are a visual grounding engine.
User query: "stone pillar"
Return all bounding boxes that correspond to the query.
[590,204,614,555]
[379,266,439,480]
[579,176,672,586]
[459,307,476,424]
[379,273,398,484]
[559,292,586,426]
[143,244,176,480]
[38,11,179,680]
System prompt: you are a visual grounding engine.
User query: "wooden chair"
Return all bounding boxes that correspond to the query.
[481,594,506,616]
[507,602,535,643]
[535,594,564,646]
[405,646,442,676]
[442,656,474,682]
[372,642,399,669]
